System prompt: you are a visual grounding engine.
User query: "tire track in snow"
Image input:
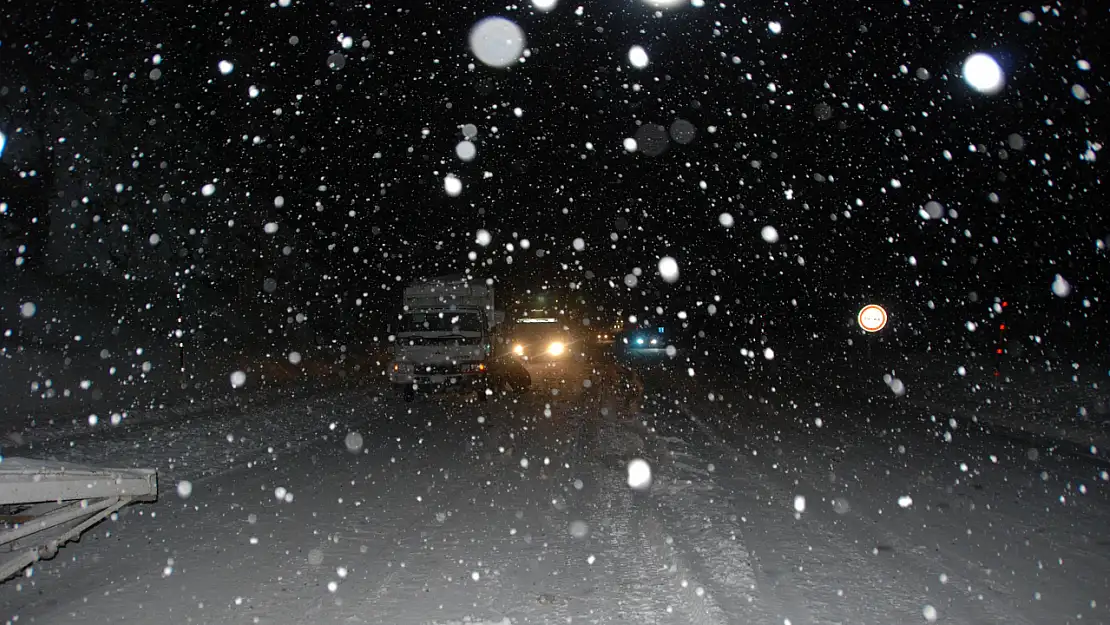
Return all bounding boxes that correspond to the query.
[621,408,805,625]
[525,365,733,625]
[649,426,821,625]
[607,366,770,624]
[284,372,660,624]
[585,367,733,625]
[673,401,1038,625]
[591,467,729,625]
[646,451,791,624]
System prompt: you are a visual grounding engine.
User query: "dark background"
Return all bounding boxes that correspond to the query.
[1,0,1105,363]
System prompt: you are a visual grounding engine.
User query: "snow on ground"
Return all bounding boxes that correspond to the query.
[9,386,385,487]
[708,342,1110,454]
[1,359,757,625]
[637,355,1110,624]
[3,352,1108,624]
[2,270,392,442]
[892,351,1110,452]
[1,340,391,440]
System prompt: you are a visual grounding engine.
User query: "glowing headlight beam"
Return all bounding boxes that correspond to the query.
[547,341,565,356]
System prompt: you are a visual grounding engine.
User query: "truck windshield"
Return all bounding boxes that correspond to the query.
[400,311,484,333]
[512,320,560,336]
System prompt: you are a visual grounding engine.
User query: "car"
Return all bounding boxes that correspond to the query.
[594,330,618,344]
[628,326,666,350]
[506,316,573,364]
[615,325,669,359]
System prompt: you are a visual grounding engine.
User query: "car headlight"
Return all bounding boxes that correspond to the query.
[512,344,524,356]
[548,341,565,356]
[635,337,645,345]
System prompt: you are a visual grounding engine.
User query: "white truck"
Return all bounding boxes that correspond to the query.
[390,275,503,401]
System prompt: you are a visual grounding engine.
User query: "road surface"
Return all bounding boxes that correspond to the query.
[2,351,1107,624]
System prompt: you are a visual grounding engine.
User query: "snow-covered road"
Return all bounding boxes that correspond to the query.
[637,356,1110,625]
[2,354,1108,624]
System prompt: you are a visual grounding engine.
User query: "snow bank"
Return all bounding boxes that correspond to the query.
[16,383,389,488]
[1,270,392,443]
[886,351,1110,452]
[691,340,1110,452]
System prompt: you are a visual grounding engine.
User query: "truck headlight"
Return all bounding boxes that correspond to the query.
[513,344,524,356]
[547,341,565,356]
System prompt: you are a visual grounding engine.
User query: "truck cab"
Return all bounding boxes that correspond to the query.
[390,276,502,401]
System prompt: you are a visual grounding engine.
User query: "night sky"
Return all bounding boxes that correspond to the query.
[1,0,1105,351]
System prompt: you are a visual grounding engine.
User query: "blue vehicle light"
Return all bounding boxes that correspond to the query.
[636,337,645,345]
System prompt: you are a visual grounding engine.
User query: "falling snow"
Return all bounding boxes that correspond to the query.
[456,140,477,161]
[1052,274,1072,298]
[0,3,1103,623]
[628,45,649,69]
[469,17,526,68]
[444,174,463,196]
[962,52,1004,94]
[658,256,679,283]
[627,459,652,490]
[230,370,247,388]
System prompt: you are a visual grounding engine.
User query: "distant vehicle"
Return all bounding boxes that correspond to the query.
[507,314,573,364]
[621,325,667,354]
[389,275,504,401]
[594,322,621,344]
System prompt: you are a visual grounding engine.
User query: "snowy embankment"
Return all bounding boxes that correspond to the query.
[18,385,384,489]
[892,351,1110,453]
[1,271,392,449]
[2,341,389,441]
[706,341,1110,453]
[835,349,1110,454]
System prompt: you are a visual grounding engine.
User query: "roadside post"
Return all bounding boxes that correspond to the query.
[857,303,888,362]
